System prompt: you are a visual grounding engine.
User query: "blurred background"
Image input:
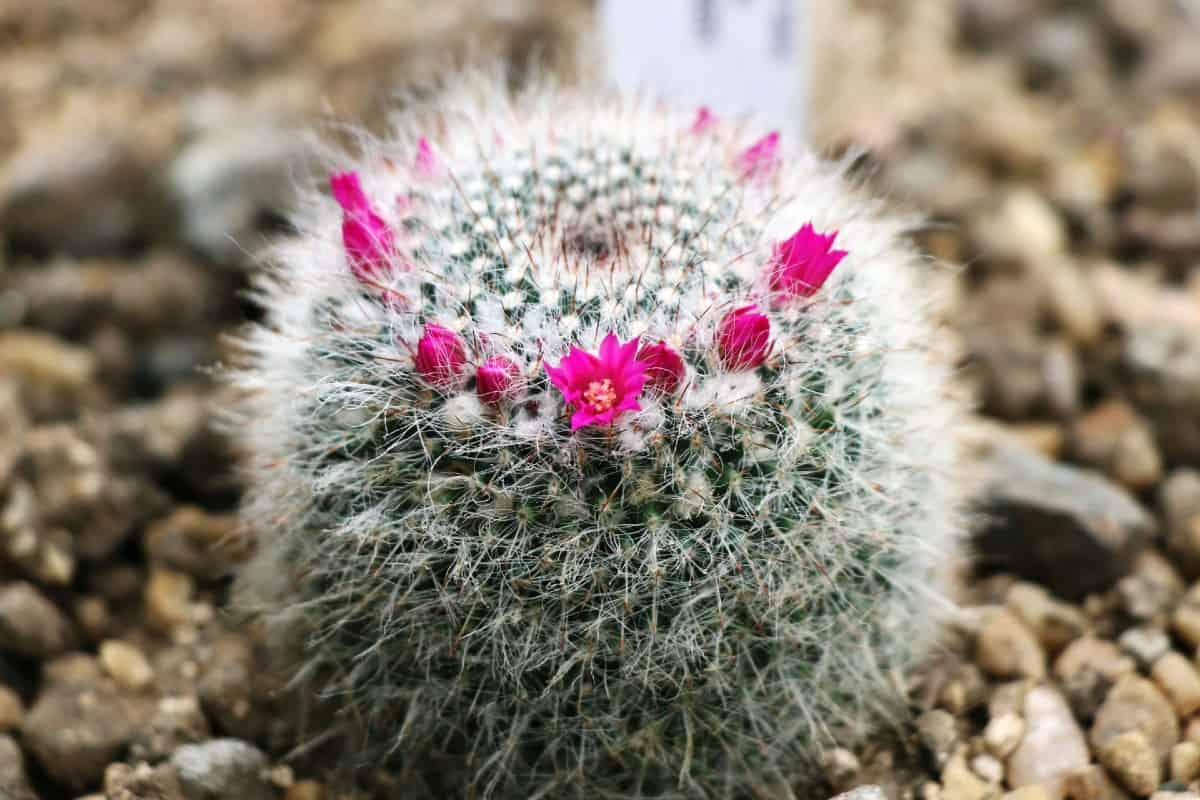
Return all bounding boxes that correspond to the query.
[0,1,1199,798]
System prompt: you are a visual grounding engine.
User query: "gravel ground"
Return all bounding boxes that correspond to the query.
[2,1,1200,798]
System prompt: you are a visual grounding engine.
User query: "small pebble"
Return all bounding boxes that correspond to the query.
[1121,553,1186,622]
[0,687,24,731]
[821,748,861,792]
[286,781,325,800]
[75,595,111,642]
[1007,686,1089,794]
[976,608,1047,679]
[1172,584,1200,649]
[984,713,1026,759]
[1098,730,1161,796]
[0,734,36,800]
[104,761,183,800]
[1172,741,1200,783]
[970,753,1004,784]
[1163,470,1200,579]
[171,738,273,800]
[1092,675,1180,763]
[130,694,210,762]
[942,752,993,800]
[99,640,154,691]
[1120,627,1172,671]
[1005,582,1087,653]
[0,582,73,659]
[145,567,196,633]
[1151,651,1200,718]
[1061,764,1131,800]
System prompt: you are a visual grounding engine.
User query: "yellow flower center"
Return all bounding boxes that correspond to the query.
[583,378,617,412]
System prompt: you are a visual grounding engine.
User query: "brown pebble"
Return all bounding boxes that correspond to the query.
[1062,764,1130,800]
[1151,651,1200,718]
[0,582,74,659]
[75,595,110,642]
[1091,675,1180,763]
[1173,584,1200,648]
[821,747,861,793]
[1008,423,1064,458]
[940,680,968,715]
[1173,741,1200,783]
[287,780,325,800]
[99,640,153,691]
[976,608,1047,679]
[145,567,195,633]
[1098,730,1161,796]
[1006,582,1087,653]
[1163,470,1200,579]
[1056,637,1135,682]
[0,686,24,731]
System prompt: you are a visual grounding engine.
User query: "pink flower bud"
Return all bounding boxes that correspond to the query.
[716,306,772,371]
[690,106,717,135]
[475,356,521,405]
[330,171,396,283]
[414,136,440,179]
[767,222,847,301]
[414,323,466,388]
[637,341,686,395]
[734,131,780,181]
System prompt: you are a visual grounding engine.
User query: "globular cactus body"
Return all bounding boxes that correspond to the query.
[232,77,969,799]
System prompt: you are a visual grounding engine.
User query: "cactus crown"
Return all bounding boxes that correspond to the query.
[232,77,968,799]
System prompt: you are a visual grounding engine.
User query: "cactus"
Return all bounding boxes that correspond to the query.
[230,78,970,799]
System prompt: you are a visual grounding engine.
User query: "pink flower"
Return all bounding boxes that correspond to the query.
[637,341,686,395]
[414,136,440,178]
[767,223,848,300]
[545,333,649,430]
[690,106,717,134]
[330,171,396,282]
[475,356,521,405]
[734,131,780,181]
[414,323,467,388]
[716,306,772,371]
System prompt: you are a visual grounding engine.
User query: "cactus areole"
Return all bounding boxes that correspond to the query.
[230,79,969,799]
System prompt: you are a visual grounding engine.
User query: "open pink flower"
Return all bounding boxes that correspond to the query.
[734,131,780,181]
[690,106,718,135]
[475,356,521,405]
[638,341,686,395]
[716,306,771,370]
[414,323,466,389]
[330,171,396,282]
[545,334,649,430]
[767,223,848,300]
[414,137,440,179]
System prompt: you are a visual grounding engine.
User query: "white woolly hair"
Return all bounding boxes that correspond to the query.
[228,70,971,800]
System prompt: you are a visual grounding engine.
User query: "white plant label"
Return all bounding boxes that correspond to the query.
[600,0,807,134]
